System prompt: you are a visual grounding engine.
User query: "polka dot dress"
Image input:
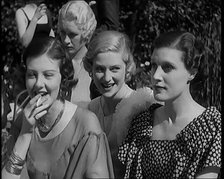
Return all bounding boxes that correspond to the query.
[118,103,221,179]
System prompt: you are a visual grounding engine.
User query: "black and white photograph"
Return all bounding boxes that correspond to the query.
[1,0,221,178]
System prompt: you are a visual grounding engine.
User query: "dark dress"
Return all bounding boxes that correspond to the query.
[21,8,52,40]
[118,103,221,179]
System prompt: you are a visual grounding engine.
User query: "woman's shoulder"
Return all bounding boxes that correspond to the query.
[15,7,29,22]
[176,106,221,151]
[182,106,221,134]
[88,96,101,111]
[114,87,155,118]
[89,96,101,106]
[76,107,102,134]
[195,105,221,132]
[16,5,30,14]
[15,8,25,16]
[204,106,221,120]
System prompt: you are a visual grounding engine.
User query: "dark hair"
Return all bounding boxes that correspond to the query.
[25,0,45,4]
[23,37,74,97]
[152,31,207,86]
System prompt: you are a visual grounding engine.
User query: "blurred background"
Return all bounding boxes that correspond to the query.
[1,0,221,167]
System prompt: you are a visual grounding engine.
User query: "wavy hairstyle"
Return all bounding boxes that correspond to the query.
[84,30,136,82]
[58,0,97,45]
[22,36,74,98]
[151,31,207,86]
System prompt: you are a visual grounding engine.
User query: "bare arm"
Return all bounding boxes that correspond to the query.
[196,167,219,179]
[15,4,47,48]
[2,94,49,179]
[1,133,32,179]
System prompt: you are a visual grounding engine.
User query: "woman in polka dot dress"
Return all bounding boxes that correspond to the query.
[118,31,221,179]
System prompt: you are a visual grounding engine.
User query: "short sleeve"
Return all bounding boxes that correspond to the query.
[176,106,221,176]
[64,132,114,179]
[200,108,221,170]
[203,131,221,168]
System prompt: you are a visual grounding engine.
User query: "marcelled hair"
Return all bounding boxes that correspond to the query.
[58,0,97,45]
[23,36,74,98]
[151,31,207,86]
[84,30,136,82]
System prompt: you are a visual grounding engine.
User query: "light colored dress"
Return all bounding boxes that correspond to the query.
[71,61,92,109]
[88,87,155,178]
[7,100,114,179]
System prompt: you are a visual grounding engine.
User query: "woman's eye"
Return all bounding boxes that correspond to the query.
[26,72,36,78]
[95,67,104,73]
[68,33,78,39]
[110,67,120,72]
[162,64,174,72]
[44,73,54,78]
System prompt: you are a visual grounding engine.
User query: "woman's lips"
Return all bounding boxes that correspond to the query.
[153,85,166,91]
[66,46,74,50]
[33,91,48,97]
[101,83,114,90]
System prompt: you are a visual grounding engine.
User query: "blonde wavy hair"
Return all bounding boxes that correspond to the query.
[84,30,136,82]
[58,0,97,44]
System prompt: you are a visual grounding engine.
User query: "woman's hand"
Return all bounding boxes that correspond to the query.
[33,3,47,21]
[20,94,49,134]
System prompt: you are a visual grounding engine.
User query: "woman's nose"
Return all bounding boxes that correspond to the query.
[103,70,112,82]
[64,35,71,44]
[34,75,45,89]
[152,66,162,81]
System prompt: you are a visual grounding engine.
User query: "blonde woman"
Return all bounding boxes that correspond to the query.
[84,30,156,178]
[2,37,114,179]
[58,0,97,108]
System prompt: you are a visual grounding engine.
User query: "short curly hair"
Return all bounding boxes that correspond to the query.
[58,0,97,44]
[84,30,136,82]
[23,36,74,96]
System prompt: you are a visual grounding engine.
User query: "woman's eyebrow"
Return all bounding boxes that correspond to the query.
[161,61,176,67]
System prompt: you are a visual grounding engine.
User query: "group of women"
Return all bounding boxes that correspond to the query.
[2,0,221,179]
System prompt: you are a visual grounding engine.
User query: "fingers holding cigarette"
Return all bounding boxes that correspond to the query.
[36,96,42,107]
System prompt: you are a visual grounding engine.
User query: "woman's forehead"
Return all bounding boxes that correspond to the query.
[59,19,81,34]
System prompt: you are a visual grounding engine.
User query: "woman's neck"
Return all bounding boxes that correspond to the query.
[102,84,133,115]
[42,99,63,125]
[163,89,201,123]
[37,99,64,137]
[71,45,87,63]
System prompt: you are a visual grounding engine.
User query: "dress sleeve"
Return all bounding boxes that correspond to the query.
[64,132,114,179]
[201,108,221,169]
[176,106,221,176]
[203,131,221,168]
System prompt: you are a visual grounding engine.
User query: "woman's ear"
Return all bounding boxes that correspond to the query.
[125,70,132,82]
[89,72,93,78]
[187,69,198,83]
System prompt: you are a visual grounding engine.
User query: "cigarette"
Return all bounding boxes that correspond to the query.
[36,96,42,107]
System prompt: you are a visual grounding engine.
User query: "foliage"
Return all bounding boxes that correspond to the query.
[0,0,221,169]
[120,0,221,110]
[1,0,221,109]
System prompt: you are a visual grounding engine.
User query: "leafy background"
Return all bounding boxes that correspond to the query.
[1,0,221,168]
